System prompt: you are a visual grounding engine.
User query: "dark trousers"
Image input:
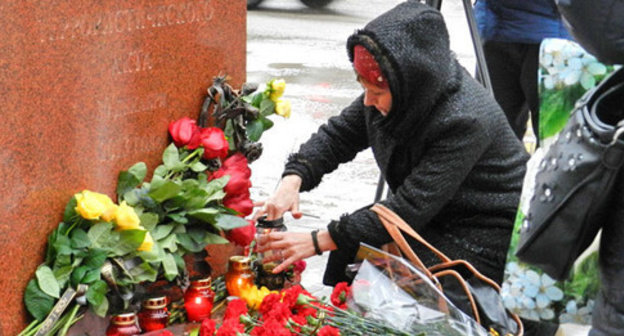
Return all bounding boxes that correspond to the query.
[482,41,540,142]
[590,171,624,336]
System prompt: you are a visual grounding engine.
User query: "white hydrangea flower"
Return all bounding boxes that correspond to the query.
[539,38,608,90]
[559,300,595,324]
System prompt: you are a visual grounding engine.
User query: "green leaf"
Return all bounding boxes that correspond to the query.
[117,162,147,197]
[53,234,74,256]
[190,161,207,173]
[82,268,102,284]
[153,164,168,178]
[205,176,229,193]
[84,249,107,269]
[53,266,73,289]
[162,253,178,281]
[113,230,146,256]
[122,189,141,207]
[163,143,185,171]
[63,196,78,223]
[24,279,55,321]
[70,228,91,249]
[183,189,210,210]
[251,92,264,107]
[260,98,275,116]
[36,266,60,299]
[247,119,265,142]
[86,280,108,307]
[260,115,274,131]
[176,233,205,253]
[204,232,229,245]
[173,253,186,272]
[52,251,72,271]
[215,214,249,230]
[88,223,115,249]
[92,296,109,318]
[206,190,227,204]
[187,208,219,223]
[128,262,158,283]
[152,224,175,240]
[149,180,183,203]
[167,212,189,225]
[70,266,89,287]
[159,234,178,253]
[139,212,159,231]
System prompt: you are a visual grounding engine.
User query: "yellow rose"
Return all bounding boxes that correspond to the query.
[75,190,107,220]
[275,99,291,118]
[138,232,154,252]
[93,193,118,222]
[114,201,141,231]
[240,284,277,310]
[269,79,286,102]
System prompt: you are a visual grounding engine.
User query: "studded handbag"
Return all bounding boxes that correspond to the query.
[516,67,624,281]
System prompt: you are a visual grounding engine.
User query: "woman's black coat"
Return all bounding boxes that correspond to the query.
[283,0,529,285]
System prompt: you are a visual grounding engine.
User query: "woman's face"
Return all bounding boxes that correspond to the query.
[358,77,392,116]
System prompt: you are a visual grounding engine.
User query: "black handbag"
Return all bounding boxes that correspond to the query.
[516,67,624,281]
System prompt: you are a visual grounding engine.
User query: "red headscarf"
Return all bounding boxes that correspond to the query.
[352,45,389,89]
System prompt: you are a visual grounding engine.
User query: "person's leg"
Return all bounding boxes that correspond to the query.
[482,41,529,140]
[519,43,541,144]
[590,172,624,335]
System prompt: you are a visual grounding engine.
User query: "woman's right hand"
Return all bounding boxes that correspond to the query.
[254,175,303,220]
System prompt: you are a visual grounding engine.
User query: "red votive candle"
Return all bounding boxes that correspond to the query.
[106,312,141,336]
[184,277,215,322]
[138,296,170,332]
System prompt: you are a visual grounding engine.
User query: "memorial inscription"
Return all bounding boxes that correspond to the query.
[0,0,245,334]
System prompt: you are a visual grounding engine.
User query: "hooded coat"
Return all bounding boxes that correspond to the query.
[283,0,529,285]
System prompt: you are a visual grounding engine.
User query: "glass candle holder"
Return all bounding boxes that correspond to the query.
[225,256,254,297]
[106,312,141,336]
[138,296,170,332]
[184,277,216,322]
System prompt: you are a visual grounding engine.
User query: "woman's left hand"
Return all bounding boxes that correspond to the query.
[256,230,337,273]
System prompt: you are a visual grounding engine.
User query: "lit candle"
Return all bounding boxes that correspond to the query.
[137,296,169,332]
[184,277,215,322]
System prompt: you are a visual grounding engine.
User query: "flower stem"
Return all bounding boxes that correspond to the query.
[182,148,201,164]
[17,320,39,336]
[58,304,81,336]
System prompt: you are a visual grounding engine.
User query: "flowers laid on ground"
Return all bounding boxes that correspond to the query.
[196,283,413,336]
[19,77,291,336]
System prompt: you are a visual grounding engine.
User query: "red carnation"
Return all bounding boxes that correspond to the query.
[157,331,174,336]
[250,318,292,336]
[293,260,307,273]
[199,127,229,160]
[259,293,282,316]
[318,325,341,336]
[263,301,292,323]
[224,298,248,321]
[169,117,200,148]
[215,318,244,336]
[199,319,217,336]
[330,282,350,309]
[226,220,256,247]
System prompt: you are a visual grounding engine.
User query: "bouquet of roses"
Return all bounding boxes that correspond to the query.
[18,77,291,336]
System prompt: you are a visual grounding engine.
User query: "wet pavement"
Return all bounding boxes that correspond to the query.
[246,0,478,298]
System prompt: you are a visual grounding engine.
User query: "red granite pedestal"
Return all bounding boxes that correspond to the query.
[0,1,246,334]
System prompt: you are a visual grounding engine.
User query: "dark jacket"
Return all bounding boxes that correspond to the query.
[474,0,571,44]
[283,0,529,285]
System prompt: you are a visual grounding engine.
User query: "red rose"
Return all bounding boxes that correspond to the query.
[223,170,252,196]
[222,153,251,178]
[199,127,229,160]
[168,117,199,148]
[226,220,256,247]
[224,193,254,217]
[224,298,248,321]
[199,319,217,336]
[318,326,340,336]
[330,282,350,309]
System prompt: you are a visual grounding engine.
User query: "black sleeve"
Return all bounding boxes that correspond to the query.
[283,97,370,191]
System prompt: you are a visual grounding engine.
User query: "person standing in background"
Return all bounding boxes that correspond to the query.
[474,0,571,144]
